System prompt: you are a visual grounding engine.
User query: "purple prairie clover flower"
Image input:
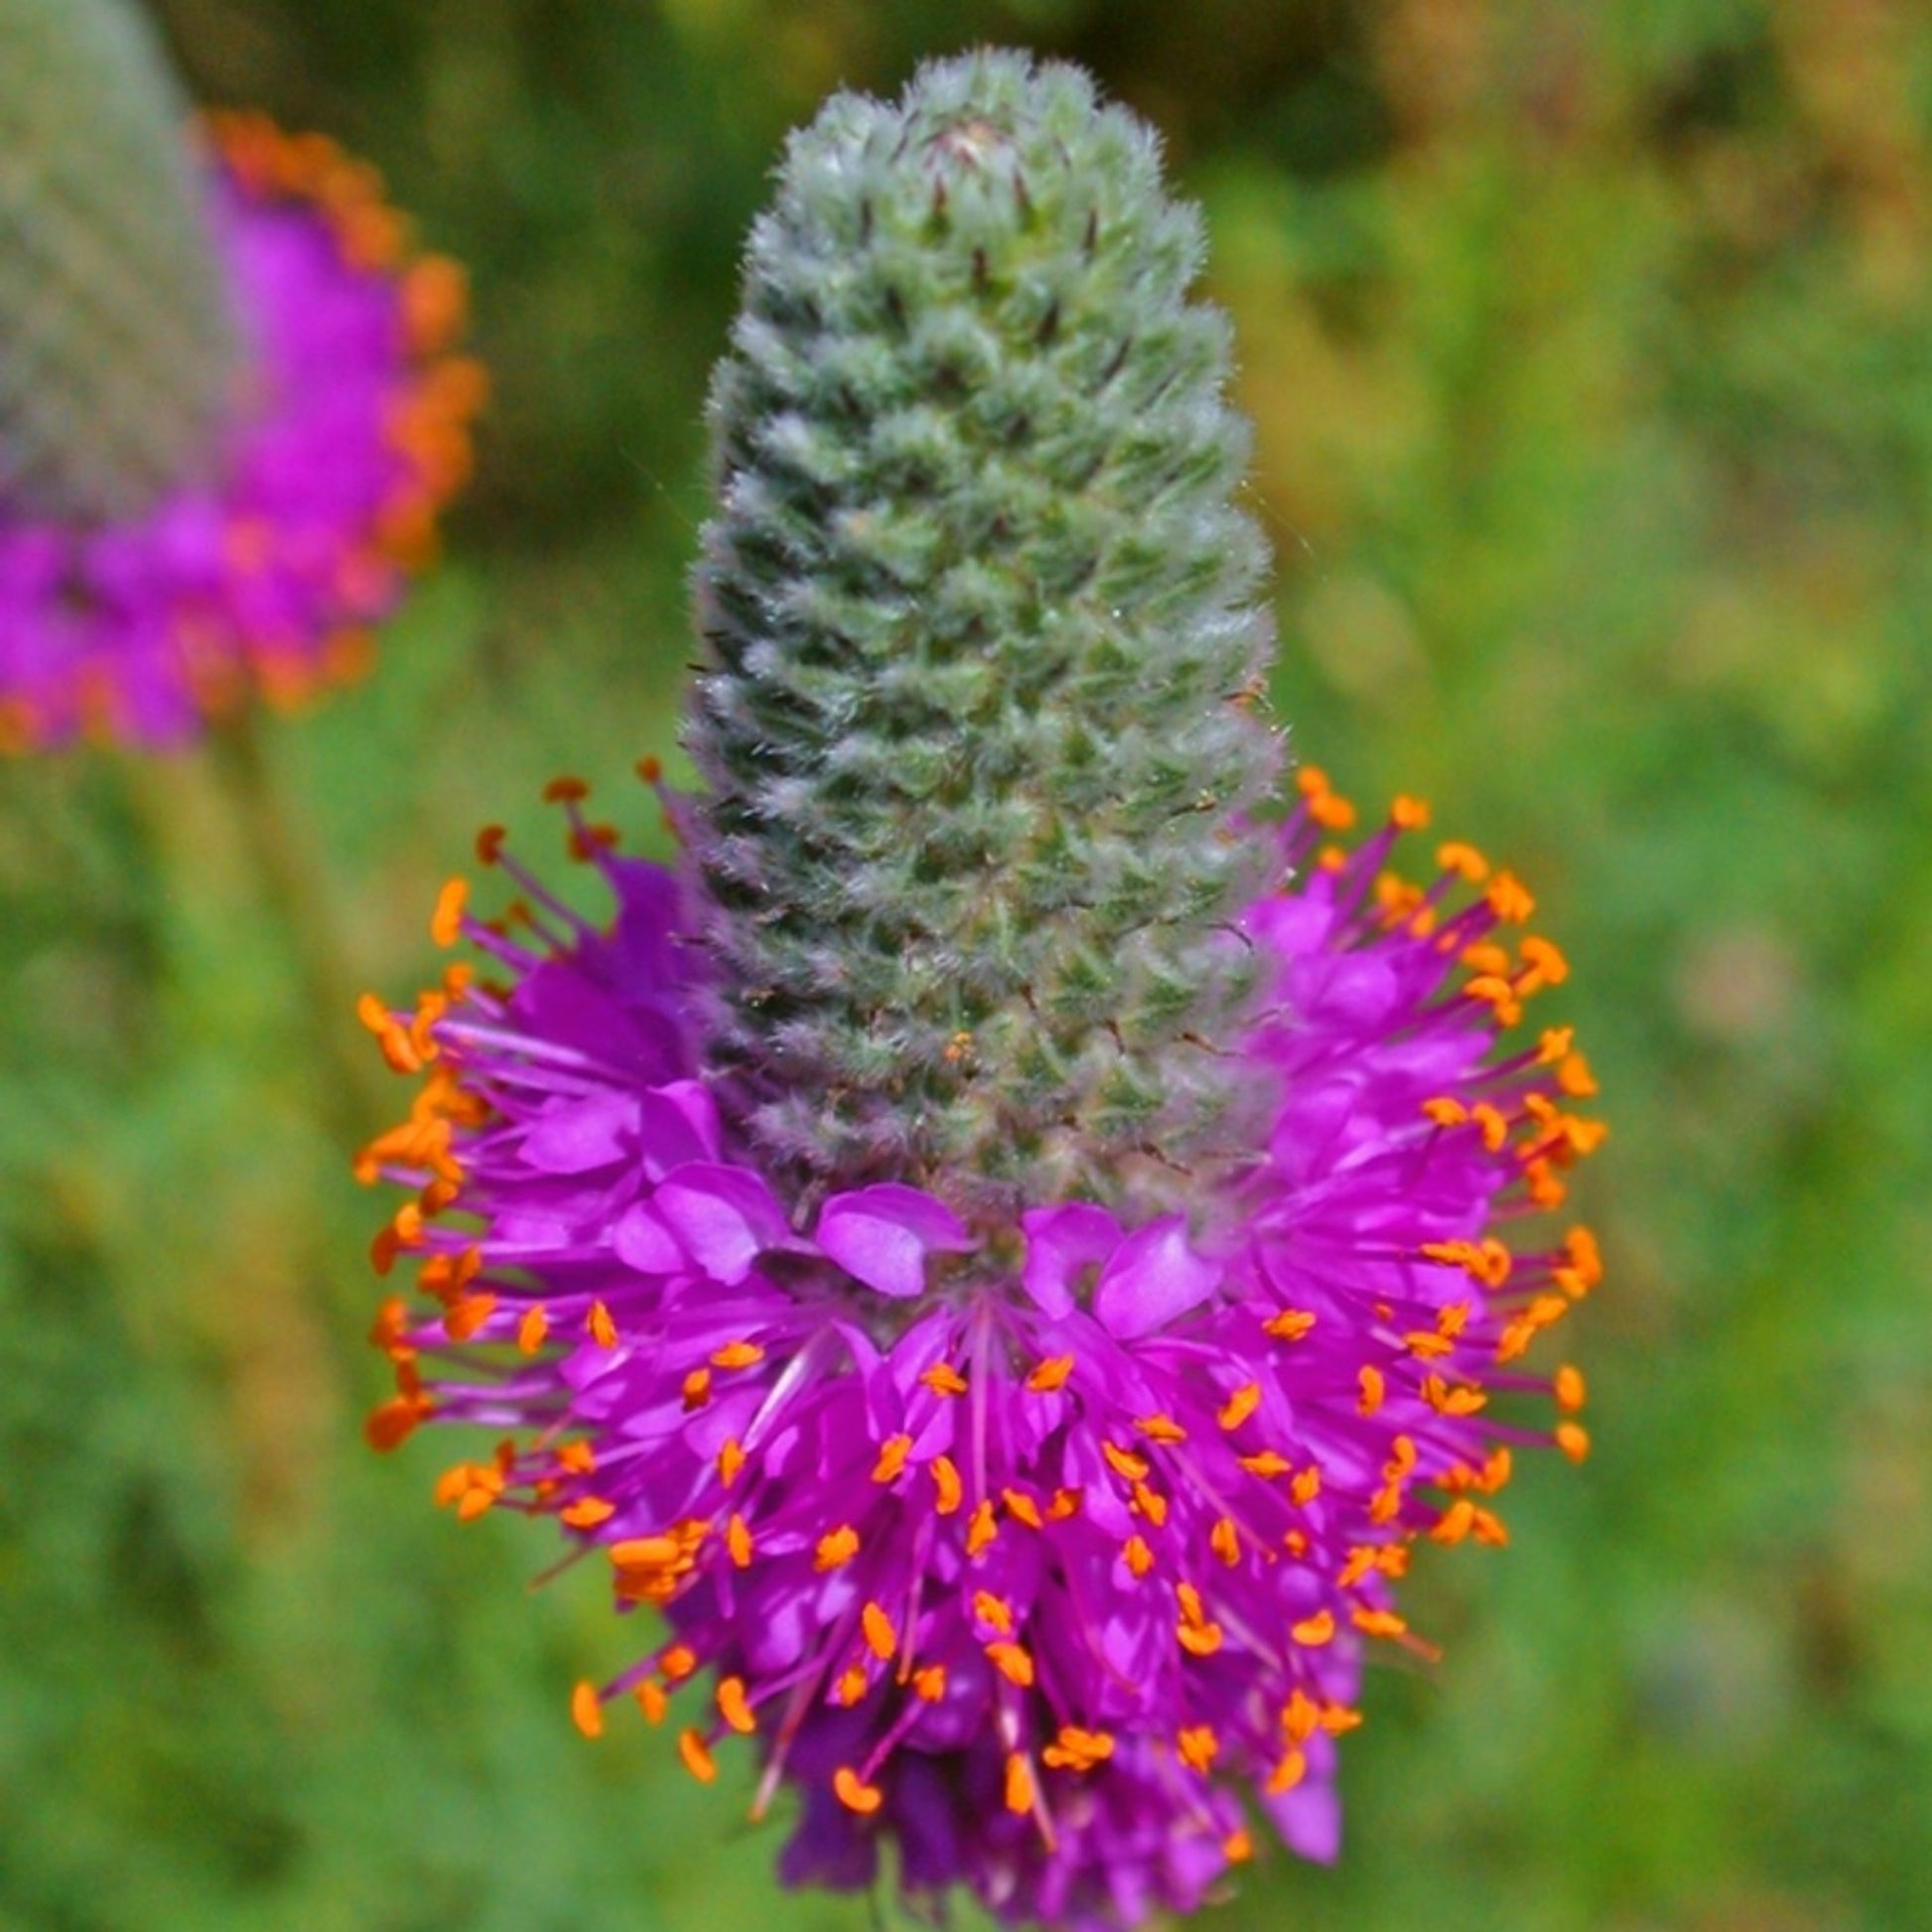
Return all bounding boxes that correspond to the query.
[0,113,483,752]
[361,763,1603,1929]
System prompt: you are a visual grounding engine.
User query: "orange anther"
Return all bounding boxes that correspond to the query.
[1026,1354,1075,1393]
[1102,1441,1151,1482]
[587,1302,618,1348]
[911,1665,947,1702]
[1391,793,1431,830]
[1004,1751,1035,1816]
[1003,1487,1044,1530]
[1290,1465,1322,1505]
[1556,1422,1590,1462]
[431,877,469,947]
[966,1499,999,1557]
[711,1339,764,1370]
[1223,1828,1254,1863]
[1422,1374,1488,1417]
[677,1728,717,1784]
[718,1438,747,1486]
[1352,1608,1408,1639]
[1209,1517,1241,1568]
[872,1433,912,1483]
[542,774,590,803]
[1135,1413,1187,1446]
[634,1681,667,1725]
[930,1454,963,1515]
[1356,1365,1386,1416]
[557,1441,596,1475]
[1263,1309,1315,1341]
[717,1676,757,1735]
[1131,1481,1169,1527]
[726,1513,754,1567]
[1268,1747,1308,1794]
[1042,1726,1116,1772]
[862,1601,897,1660]
[1554,1364,1587,1412]
[986,1641,1035,1687]
[444,1292,495,1341]
[1437,841,1489,883]
[363,1397,425,1452]
[635,755,663,784]
[814,1525,860,1572]
[1519,934,1569,985]
[560,1497,615,1530]
[1122,1535,1156,1580]
[1557,1052,1597,1098]
[1486,872,1535,923]
[1239,1449,1294,1477]
[834,1766,884,1815]
[920,1362,968,1397]
[1176,1725,1219,1772]
[1217,1383,1261,1431]
[571,1681,604,1738]
[660,1645,697,1682]
[1291,1610,1336,1646]
[475,824,507,866]
[517,1306,549,1354]
[681,1367,711,1409]
[972,1589,1014,1636]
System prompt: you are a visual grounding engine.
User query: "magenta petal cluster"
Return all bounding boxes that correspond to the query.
[0,115,481,753]
[363,771,1601,1931]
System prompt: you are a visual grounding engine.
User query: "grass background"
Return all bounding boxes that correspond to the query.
[4,1,1931,1927]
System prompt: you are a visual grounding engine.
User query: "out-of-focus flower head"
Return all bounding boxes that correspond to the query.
[0,0,482,751]
[361,52,1601,1931]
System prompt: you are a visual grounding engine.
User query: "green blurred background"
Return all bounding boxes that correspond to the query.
[4,1,1930,1927]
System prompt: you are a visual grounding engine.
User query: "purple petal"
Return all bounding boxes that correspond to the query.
[612,1200,685,1275]
[652,1164,796,1286]
[1019,1201,1122,1317]
[522,1093,638,1173]
[1091,1216,1222,1339]
[635,1080,722,1179]
[816,1184,974,1300]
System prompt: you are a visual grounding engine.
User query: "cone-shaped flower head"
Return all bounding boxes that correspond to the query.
[0,0,483,750]
[689,53,1278,1226]
[362,51,1603,1932]
[0,0,240,520]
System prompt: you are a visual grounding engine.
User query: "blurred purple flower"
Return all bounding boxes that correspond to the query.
[363,767,1601,1930]
[0,114,482,752]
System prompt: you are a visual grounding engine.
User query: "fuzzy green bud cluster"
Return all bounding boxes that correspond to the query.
[688,51,1284,1230]
[0,0,241,522]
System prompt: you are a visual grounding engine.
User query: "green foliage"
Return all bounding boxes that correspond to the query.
[0,0,240,522]
[690,52,1279,1225]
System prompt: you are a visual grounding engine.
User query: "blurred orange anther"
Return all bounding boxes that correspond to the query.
[677,1728,717,1784]
[431,877,469,947]
[717,1676,756,1734]
[571,1681,604,1738]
